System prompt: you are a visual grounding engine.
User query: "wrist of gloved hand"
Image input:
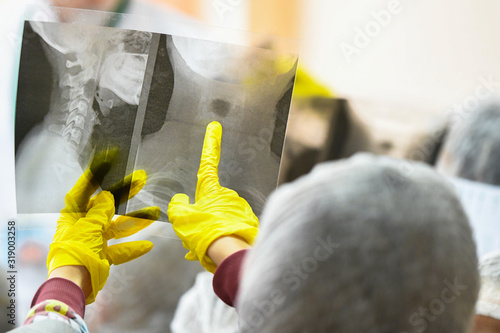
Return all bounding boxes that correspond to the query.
[48,266,92,298]
[182,222,258,273]
[47,241,110,304]
[207,235,252,267]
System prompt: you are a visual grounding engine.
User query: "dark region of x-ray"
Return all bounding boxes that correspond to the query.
[15,21,298,221]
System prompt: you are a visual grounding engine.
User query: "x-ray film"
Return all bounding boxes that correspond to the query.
[15,20,298,221]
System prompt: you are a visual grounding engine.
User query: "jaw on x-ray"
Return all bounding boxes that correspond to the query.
[15,20,298,221]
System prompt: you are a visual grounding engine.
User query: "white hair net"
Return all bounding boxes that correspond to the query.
[237,153,479,332]
[171,272,239,333]
[476,251,500,320]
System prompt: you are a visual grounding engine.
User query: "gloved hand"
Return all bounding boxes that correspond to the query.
[167,121,259,273]
[47,150,160,304]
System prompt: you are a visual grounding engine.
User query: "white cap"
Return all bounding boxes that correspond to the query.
[476,250,500,320]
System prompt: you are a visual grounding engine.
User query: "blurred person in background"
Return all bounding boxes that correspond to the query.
[46,0,197,31]
[168,122,480,332]
[437,99,500,186]
[437,101,500,333]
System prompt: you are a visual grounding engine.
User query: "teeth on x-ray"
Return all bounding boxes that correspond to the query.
[66,59,81,69]
[15,21,298,219]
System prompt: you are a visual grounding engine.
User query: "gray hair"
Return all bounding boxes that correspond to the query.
[237,153,479,332]
[438,100,500,185]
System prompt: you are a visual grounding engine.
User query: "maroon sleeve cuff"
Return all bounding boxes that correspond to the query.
[31,278,86,317]
[213,249,248,307]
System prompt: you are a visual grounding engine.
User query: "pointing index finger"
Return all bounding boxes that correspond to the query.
[196,121,222,200]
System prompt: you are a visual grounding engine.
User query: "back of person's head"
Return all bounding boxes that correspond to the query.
[437,100,500,185]
[237,153,479,332]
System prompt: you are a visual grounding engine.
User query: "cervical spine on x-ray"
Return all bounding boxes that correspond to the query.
[30,21,150,159]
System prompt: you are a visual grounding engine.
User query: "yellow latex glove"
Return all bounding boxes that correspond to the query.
[293,65,333,98]
[47,154,159,304]
[167,121,259,273]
